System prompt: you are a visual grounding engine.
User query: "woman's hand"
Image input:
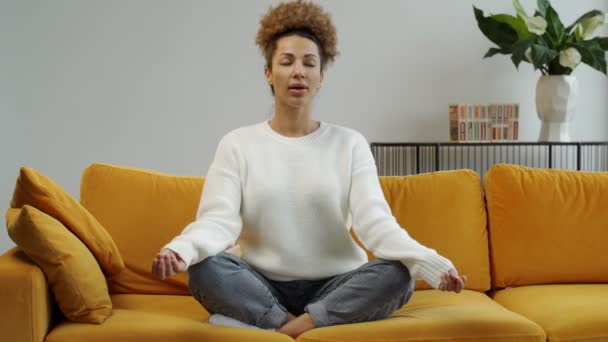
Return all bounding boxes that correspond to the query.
[438,269,467,293]
[151,248,187,280]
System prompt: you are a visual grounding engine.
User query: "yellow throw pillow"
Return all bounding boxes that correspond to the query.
[10,166,124,276]
[6,206,112,324]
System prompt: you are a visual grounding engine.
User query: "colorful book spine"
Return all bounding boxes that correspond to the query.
[449,103,519,142]
[503,104,509,141]
[459,104,467,142]
[449,104,459,142]
[480,105,487,142]
[485,105,492,142]
[467,105,473,142]
[513,104,519,141]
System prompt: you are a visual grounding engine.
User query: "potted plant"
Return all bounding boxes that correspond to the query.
[474,0,608,141]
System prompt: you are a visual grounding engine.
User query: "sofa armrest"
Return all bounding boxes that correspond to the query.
[0,247,55,342]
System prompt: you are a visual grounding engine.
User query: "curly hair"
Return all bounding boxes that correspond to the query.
[255,0,338,71]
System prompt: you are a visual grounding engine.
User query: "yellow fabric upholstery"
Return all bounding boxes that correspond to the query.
[493,285,608,342]
[46,294,293,342]
[6,206,112,324]
[352,170,490,291]
[298,290,545,342]
[10,166,124,276]
[484,164,608,288]
[80,163,204,295]
[0,247,55,342]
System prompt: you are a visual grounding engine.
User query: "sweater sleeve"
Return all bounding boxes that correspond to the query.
[163,132,243,268]
[348,132,455,289]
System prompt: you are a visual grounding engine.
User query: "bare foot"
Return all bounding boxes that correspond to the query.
[286,312,297,322]
[277,313,315,338]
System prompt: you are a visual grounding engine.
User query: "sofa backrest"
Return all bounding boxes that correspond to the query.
[484,164,608,289]
[81,163,490,294]
[351,170,490,291]
[80,163,202,295]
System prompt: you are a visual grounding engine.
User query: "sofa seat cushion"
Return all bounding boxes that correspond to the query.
[298,290,545,342]
[46,294,292,342]
[493,284,608,342]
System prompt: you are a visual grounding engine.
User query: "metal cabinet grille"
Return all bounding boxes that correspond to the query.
[370,142,608,178]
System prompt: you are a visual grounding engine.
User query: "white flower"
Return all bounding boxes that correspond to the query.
[526,16,548,35]
[525,47,533,63]
[513,0,547,35]
[559,47,582,70]
[575,13,606,39]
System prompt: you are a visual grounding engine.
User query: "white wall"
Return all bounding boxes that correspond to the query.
[1,0,607,253]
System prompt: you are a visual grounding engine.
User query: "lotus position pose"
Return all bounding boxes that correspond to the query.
[152,0,466,338]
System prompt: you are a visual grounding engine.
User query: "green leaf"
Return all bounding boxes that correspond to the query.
[570,40,607,74]
[565,9,604,35]
[592,37,608,51]
[544,4,566,46]
[530,44,560,70]
[474,6,519,49]
[493,14,533,39]
[537,0,549,17]
[511,37,537,69]
[485,47,511,58]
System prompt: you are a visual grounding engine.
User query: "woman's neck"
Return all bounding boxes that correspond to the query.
[269,103,319,137]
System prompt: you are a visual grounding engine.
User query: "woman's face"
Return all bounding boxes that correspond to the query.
[265,35,324,108]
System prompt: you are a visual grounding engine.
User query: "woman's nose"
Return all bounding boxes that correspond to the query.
[292,62,304,77]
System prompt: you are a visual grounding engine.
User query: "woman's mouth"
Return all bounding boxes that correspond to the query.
[288,86,308,96]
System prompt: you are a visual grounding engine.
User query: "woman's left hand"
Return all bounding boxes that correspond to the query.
[438,269,467,293]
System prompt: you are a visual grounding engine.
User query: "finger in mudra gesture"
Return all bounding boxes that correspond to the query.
[439,269,467,293]
[151,248,186,280]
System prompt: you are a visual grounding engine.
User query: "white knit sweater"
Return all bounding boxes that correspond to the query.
[164,120,455,288]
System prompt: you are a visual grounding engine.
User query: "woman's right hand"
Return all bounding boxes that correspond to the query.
[438,268,467,293]
[152,248,187,280]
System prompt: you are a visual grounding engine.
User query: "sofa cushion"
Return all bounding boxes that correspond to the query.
[6,206,112,324]
[493,285,608,342]
[45,294,292,342]
[10,166,124,276]
[352,170,490,291]
[484,164,608,288]
[80,163,204,295]
[298,290,544,342]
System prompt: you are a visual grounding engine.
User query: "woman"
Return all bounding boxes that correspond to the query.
[152,0,466,338]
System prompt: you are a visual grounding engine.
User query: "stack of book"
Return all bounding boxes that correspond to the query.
[449,103,519,142]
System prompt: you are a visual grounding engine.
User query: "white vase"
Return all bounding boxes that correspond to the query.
[535,75,578,142]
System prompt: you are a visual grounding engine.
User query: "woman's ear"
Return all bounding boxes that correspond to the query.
[264,66,272,85]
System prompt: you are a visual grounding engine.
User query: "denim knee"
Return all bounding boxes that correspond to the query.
[187,252,236,302]
[306,259,415,327]
[186,252,288,329]
[369,259,414,307]
[381,260,414,293]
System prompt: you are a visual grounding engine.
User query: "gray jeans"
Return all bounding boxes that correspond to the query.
[188,252,415,329]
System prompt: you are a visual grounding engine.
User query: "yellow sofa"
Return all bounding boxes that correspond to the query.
[1,162,606,342]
